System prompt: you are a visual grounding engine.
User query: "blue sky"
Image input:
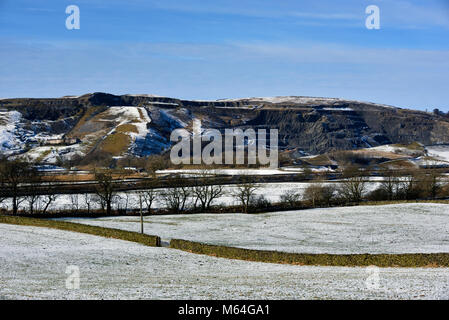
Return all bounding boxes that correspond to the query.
[1,0,449,111]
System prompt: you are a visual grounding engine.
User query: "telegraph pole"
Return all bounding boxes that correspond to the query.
[139,192,143,234]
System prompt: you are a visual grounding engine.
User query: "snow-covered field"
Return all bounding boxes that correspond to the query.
[1,224,448,300]
[61,203,449,254]
[156,167,336,176]
[156,168,303,176]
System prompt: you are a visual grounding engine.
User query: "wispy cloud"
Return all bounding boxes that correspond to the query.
[289,12,360,20]
[1,0,448,109]
[25,8,56,12]
[149,0,449,29]
[380,0,449,29]
[148,0,362,21]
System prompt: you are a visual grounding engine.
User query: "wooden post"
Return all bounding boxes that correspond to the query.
[139,193,143,234]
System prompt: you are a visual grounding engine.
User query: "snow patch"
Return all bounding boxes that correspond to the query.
[426,145,449,162]
[0,110,24,154]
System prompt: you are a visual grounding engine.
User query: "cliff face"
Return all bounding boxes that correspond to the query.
[1,93,448,163]
[240,106,449,154]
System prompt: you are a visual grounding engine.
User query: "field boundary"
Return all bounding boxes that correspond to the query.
[3,215,449,268]
[0,215,161,247]
[170,239,449,268]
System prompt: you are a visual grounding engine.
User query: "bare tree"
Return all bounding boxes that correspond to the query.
[232,176,259,213]
[303,183,336,207]
[25,174,42,215]
[337,166,366,203]
[83,193,92,214]
[338,177,366,203]
[420,169,444,199]
[161,187,191,213]
[25,184,59,215]
[0,159,37,214]
[142,189,158,214]
[398,172,421,200]
[192,170,224,211]
[25,193,39,215]
[161,175,192,213]
[94,169,120,215]
[92,194,106,212]
[141,178,159,214]
[379,170,401,200]
[40,193,58,214]
[70,194,80,212]
[304,183,321,207]
[117,192,131,213]
[280,189,301,207]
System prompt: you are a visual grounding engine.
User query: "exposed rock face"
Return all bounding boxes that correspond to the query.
[1,93,448,162]
[240,106,449,154]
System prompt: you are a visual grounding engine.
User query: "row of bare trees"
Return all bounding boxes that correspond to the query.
[2,158,447,215]
[295,167,449,208]
[89,169,227,214]
[91,169,262,214]
[0,164,253,215]
[157,172,227,213]
[0,159,59,214]
[367,169,447,201]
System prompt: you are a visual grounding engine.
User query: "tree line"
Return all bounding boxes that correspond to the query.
[0,159,58,215]
[1,159,448,215]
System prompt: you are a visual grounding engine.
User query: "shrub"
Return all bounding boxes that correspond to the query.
[336,177,366,204]
[250,195,271,209]
[232,177,259,213]
[280,190,301,207]
[304,183,336,207]
[366,188,390,201]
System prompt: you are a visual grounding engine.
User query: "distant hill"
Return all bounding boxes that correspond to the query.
[1,92,449,166]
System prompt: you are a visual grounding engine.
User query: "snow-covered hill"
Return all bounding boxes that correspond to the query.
[1,92,449,165]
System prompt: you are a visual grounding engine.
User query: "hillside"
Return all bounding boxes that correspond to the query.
[1,92,449,166]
